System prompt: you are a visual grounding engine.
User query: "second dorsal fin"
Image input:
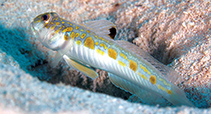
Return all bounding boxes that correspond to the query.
[115,40,182,84]
[84,20,117,40]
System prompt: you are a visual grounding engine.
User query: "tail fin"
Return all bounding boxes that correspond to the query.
[168,85,195,107]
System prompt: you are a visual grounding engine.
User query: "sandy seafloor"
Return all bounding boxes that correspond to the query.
[0,0,211,113]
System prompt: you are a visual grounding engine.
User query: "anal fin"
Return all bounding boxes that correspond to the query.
[108,73,170,106]
[63,55,98,79]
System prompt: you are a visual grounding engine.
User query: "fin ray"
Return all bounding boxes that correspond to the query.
[50,52,64,68]
[63,55,98,79]
[115,40,181,84]
[84,20,117,39]
[108,73,168,105]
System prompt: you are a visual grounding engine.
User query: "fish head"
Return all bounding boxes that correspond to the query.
[30,12,67,50]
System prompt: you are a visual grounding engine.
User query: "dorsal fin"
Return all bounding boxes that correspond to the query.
[84,20,117,40]
[115,40,182,84]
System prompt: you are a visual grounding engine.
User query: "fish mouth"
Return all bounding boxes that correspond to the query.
[30,22,37,34]
[30,22,44,42]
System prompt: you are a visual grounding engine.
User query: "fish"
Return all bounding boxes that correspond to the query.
[30,12,195,107]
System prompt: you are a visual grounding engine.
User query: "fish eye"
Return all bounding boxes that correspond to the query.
[41,14,49,21]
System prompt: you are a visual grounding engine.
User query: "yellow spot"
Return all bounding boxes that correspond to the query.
[81,33,86,39]
[140,65,151,75]
[54,17,58,20]
[138,72,147,80]
[103,44,107,49]
[50,26,55,30]
[96,49,105,55]
[99,37,109,42]
[120,53,127,60]
[70,32,76,39]
[55,29,60,34]
[87,30,90,33]
[76,40,81,45]
[100,43,108,50]
[76,33,80,37]
[167,90,172,94]
[95,42,99,45]
[45,25,50,29]
[149,75,156,84]
[62,25,65,28]
[67,22,70,24]
[63,27,73,32]
[108,48,117,60]
[129,60,137,72]
[76,26,79,29]
[55,22,60,25]
[118,60,126,67]
[159,78,171,87]
[70,23,72,25]
[50,22,54,25]
[64,34,68,40]
[84,37,95,50]
[62,21,65,24]
[80,29,84,32]
[35,20,41,23]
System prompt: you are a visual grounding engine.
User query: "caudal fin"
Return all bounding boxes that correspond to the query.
[168,85,195,107]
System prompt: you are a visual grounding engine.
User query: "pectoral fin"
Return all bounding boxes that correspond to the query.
[50,52,64,68]
[63,55,98,79]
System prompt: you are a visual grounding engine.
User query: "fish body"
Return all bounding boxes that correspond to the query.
[31,12,194,107]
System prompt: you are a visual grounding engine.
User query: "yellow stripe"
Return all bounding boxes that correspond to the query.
[157,84,172,94]
[138,72,147,80]
[120,53,128,60]
[118,60,126,67]
[159,78,171,87]
[96,49,104,55]
[140,65,151,75]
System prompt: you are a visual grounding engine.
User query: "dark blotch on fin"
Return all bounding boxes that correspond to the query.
[108,27,117,39]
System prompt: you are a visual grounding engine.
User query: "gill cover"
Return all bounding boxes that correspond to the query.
[30,12,66,50]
